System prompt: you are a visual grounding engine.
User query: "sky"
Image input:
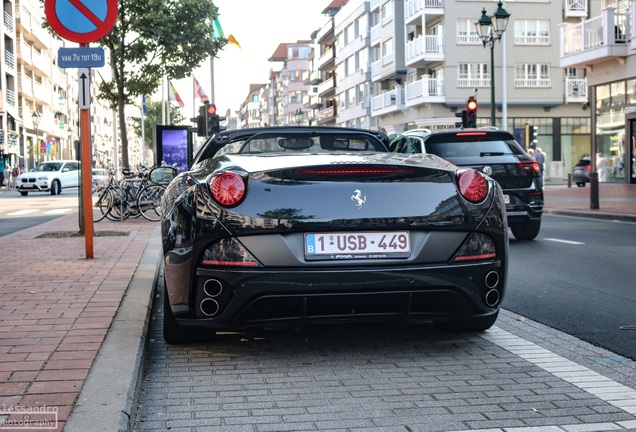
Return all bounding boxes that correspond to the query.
[170,0,332,119]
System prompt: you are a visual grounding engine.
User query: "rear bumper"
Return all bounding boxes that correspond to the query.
[168,261,506,330]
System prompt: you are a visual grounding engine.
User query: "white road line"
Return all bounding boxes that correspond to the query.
[44,208,73,215]
[7,209,39,216]
[544,237,586,245]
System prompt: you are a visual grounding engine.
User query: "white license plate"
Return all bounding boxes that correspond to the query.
[504,194,510,204]
[305,231,411,260]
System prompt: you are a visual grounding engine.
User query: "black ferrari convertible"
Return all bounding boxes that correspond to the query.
[160,126,508,343]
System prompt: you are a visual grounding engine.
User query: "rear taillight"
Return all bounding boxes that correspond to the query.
[584,165,591,171]
[201,238,261,267]
[458,170,488,203]
[452,233,497,262]
[518,161,541,175]
[209,172,246,206]
[456,132,487,137]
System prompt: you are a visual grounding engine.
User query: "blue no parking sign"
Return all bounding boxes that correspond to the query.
[45,0,118,44]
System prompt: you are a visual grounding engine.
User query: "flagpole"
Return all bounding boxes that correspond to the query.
[167,79,171,126]
[210,57,215,104]
[141,96,146,165]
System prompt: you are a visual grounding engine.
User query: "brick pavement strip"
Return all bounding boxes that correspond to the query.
[0,213,156,431]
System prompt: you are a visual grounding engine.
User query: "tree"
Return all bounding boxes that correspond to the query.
[131,99,186,151]
[97,0,227,169]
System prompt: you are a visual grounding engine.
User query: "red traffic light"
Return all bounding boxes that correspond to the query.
[207,104,217,115]
[467,98,477,111]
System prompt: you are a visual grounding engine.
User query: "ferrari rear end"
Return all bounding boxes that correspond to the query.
[160,129,508,343]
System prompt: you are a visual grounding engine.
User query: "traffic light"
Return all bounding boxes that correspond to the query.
[196,105,206,136]
[454,110,468,128]
[206,103,221,136]
[525,124,538,149]
[466,97,477,128]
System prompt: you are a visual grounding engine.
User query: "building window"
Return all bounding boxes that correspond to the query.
[514,20,550,45]
[288,46,310,60]
[515,63,551,87]
[458,63,489,87]
[289,70,303,82]
[456,19,480,44]
[382,39,393,58]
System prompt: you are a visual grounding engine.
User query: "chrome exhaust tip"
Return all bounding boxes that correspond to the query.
[203,279,223,297]
[200,298,220,316]
[485,289,500,307]
[485,271,499,289]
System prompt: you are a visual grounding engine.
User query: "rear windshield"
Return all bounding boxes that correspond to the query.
[425,134,523,158]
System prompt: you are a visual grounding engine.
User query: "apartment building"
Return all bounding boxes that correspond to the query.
[560,0,636,184]
[233,0,605,183]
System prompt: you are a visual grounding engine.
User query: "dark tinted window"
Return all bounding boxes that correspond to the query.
[424,132,523,158]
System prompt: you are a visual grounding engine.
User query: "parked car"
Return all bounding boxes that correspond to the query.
[160,126,509,343]
[17,160,80,196]
[389,128,544,241]
[572,156,591,187]
[92,168,109,192]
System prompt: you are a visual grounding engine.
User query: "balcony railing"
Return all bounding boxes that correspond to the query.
[5,51,15,70]
[565,77,588,103]
[514,78,551,87]
[405,76,445,106]
[371,87,405,114]
[564,0,587,17]
[514,35,551,45]
[561,8,630,57]
[4,11,13,31]
[406,34,444,64]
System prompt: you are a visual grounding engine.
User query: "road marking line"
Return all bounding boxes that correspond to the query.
[544,238,585,245]
[481,326,636,416]
[7,209,39,216]
[44,208,73,215]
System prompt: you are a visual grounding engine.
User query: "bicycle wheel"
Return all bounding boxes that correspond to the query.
[137,184,166,221]
[106,192,131,221]
[94,189,114,222]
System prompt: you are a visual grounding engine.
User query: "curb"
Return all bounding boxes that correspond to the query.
[544,208,636,223]
[64,226,162,432]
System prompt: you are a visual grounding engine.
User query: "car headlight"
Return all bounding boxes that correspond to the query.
[38,176,49,181]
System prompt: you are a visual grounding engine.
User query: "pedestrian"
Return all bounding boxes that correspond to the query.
[2,163,9,189]
[11,164,20,189]
[534,147,546,178]
[527,148,535,159]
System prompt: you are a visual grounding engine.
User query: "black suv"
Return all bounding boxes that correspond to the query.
[390,128,543,240]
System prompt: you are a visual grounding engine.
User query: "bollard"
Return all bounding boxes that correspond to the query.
[567,173,572,188]
[590,171,599,209]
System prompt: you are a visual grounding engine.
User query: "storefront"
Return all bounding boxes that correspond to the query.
[594,79,636,184]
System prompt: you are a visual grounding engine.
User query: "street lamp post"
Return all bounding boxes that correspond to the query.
[294,108,304,125]
[32,111,42,169]
[475,1,510,127]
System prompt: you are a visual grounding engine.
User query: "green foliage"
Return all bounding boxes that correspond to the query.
[98,0,226,107]
[131,99,187,150]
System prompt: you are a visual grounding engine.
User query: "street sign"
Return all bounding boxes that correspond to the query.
[44,0,118,44]
[78,68,90,109]
[58,47,105,68]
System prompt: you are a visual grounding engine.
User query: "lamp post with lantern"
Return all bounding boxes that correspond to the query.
[294,108,304,125]
[475,1,510,127]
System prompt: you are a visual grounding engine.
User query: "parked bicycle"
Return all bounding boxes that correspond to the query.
[94,166,176,222]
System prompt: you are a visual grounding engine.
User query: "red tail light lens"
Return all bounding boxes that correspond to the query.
[518,161,541,175]
[458,170,488,203]
[296,167,414,175]
[452,233,496,262]
[201,238,261,267]
[209,172,245,206]
[583,165,591,171]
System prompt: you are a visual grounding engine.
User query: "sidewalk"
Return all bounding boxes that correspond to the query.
[0,213,160,431]
[0,182,635,431]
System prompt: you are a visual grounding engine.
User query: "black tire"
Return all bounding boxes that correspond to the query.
[20,191,28,196]
[94,189,114,222]
[510,219,541,241]
[138,184,165,221]
[106,194,130,221]
[435,311,499,333]
[163,273,216,344]
[50,180,61,195]
[576,182,585,187]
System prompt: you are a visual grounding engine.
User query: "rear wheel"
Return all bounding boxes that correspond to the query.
[50,180,61,195]
[576,182,585,187]
[434,311,499,332]
[510,220,541,241]
[163,273,216,344]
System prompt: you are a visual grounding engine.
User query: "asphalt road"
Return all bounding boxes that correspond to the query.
[503,214,636,360]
